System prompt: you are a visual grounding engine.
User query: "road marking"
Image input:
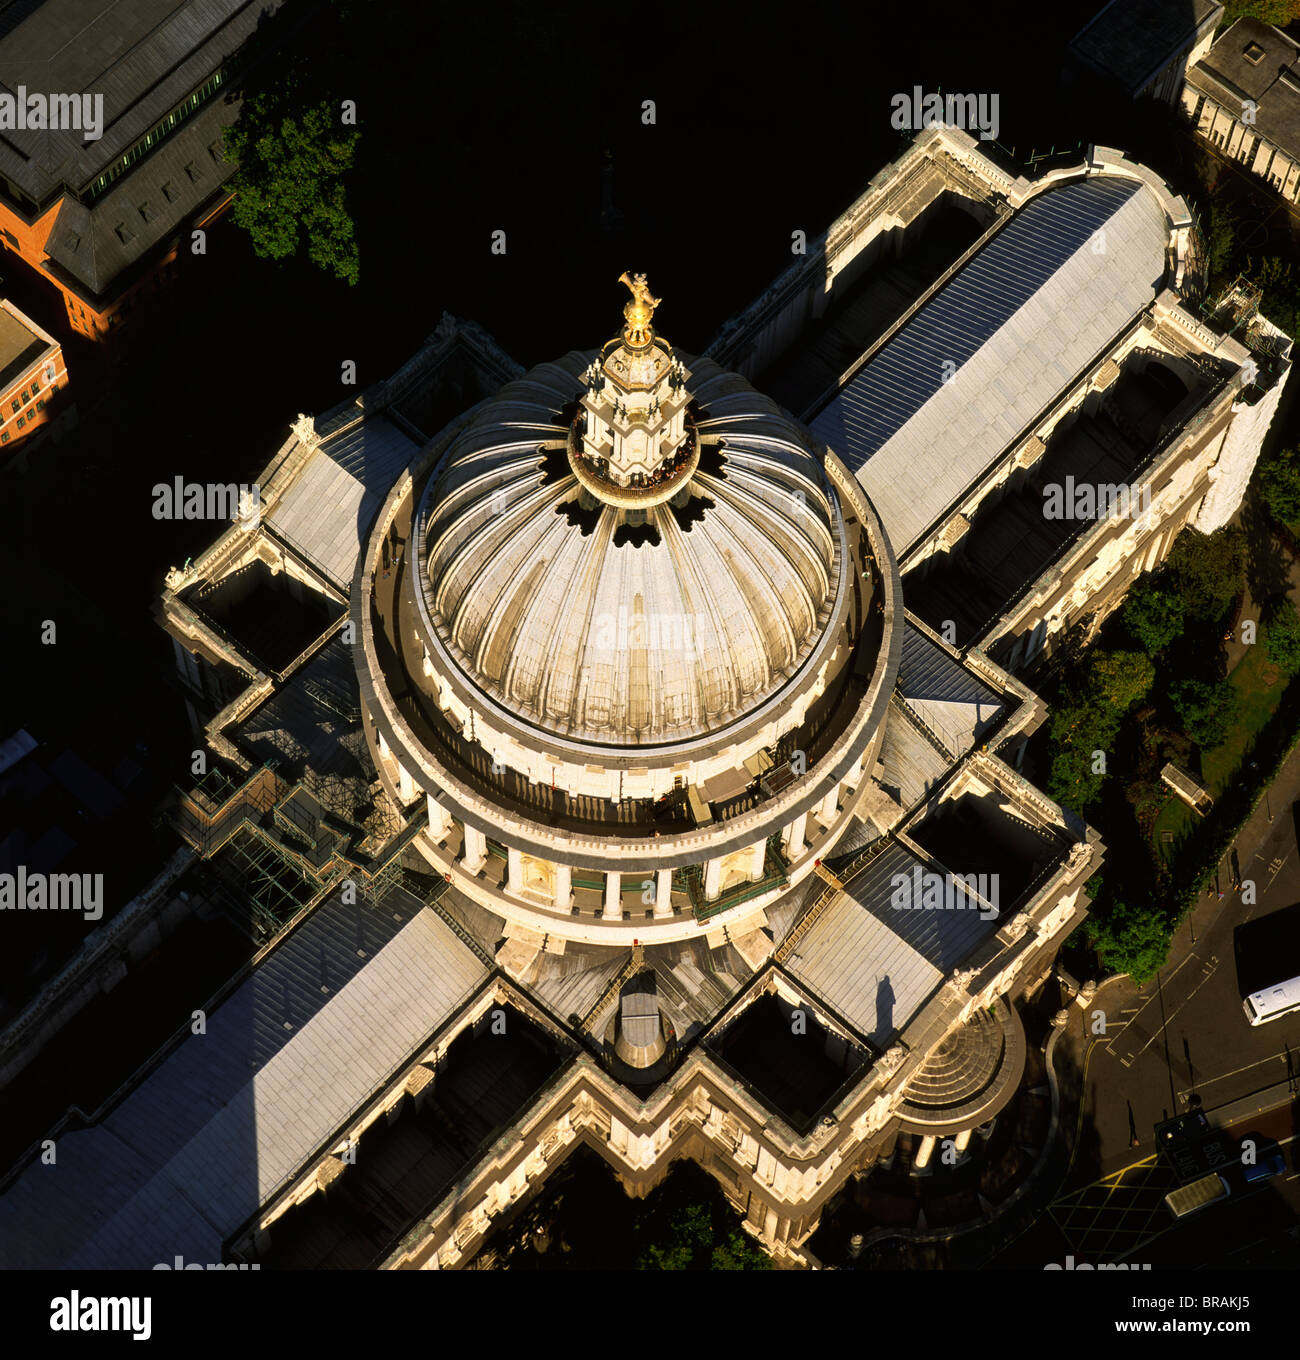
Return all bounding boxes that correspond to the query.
[1105,952,1202,1056]
[1111,956,1219,1066]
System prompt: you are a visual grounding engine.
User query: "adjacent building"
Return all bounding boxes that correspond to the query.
[1070,0,1222,106]
[0,0,288,339]
[0,298,66,454]
[1184,16,1300,203]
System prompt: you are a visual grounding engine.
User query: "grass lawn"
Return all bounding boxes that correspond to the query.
[1153,637,1286,859]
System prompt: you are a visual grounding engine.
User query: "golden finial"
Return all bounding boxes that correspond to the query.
[618,271,660,346]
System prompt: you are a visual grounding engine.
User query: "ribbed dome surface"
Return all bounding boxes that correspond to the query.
[415,351,844,745]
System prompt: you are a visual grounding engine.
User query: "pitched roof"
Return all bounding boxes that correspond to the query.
[0,889,488,1268]
[809,176,1170,556]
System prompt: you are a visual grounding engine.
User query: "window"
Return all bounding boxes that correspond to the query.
[1,432,9,444]
[21,392,28,404]
[83,69,226,203]
[30,382,38,396]
[10,400,18,414]
[17,416,25,429]
[1244,41,1266,64]
[35,399,44,410]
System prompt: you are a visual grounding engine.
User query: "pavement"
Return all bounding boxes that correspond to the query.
[1058,735,1300,1186]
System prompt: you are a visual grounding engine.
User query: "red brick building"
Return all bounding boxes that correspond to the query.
[0,1,289,341]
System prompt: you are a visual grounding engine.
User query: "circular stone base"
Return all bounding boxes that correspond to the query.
[895,997,1027,1134]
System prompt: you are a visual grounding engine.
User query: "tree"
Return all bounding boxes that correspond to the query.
[1165,526,1246,624]
[1266,598,1300,673]
[1046,650,1154,809]
[1248,256,1300,341]
[1170,676,1240,748]
[1204,190,1240,287]
[634,1180,771,1270]
[1083,649,1156,713]
[1256,445,1300,526]
[1121,576,1185,654]
[223,96,360,285]
[1221,0,1300,25]
[1088,898,1171,985]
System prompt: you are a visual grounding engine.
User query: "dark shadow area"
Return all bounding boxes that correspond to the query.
[907,791,1062,908]
[474,1144,771,1270]
[707,993,866,1134]
[186,561,341,676]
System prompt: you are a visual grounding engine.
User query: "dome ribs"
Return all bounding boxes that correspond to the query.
[414,348,852,746]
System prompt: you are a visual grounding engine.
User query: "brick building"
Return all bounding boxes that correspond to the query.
[0,297,66,455]
[0,0,288,340]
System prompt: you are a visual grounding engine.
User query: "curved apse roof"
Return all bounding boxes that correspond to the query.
[808,175,1171,556]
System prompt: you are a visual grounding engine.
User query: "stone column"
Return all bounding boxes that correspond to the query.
[912,1134,937,1171]
[781,812,807,860]
[703,856,723,901]
[816,782,839,824]
[953,1128,972,1153]
[507,845,523,894]
[603,870,622,920]
[426,793,453,843]
[843,753,865,790]
[377,729,391,762]
[654,867,673,918]
[462,823,488,874]
[554,861,572,910]
[746,839,766,882]
[397,761,416,804]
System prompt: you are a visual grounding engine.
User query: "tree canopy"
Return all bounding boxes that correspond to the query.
[1257,445,1300,527]
[1169,676,1240,749]
[1220,0,1300,25]
[1164,527,1246,624]
[1087,898,1172,985]
[1266,598,1300,674]
[1120,575,1186,654]
[1047,650,1155,809]
[223,96,360,286]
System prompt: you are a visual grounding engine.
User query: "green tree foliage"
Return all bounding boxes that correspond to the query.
[223,97,359,285]
[1265,598,1300,673]
[1248,256,1300,340]
[1205,191,1240,287]
[1087,898,1171,985]
[1164,526,1246,624]
[1086,649,1157,712]
[1120,575,1186,654]
[1047,650,1155,809]
[1221,0,1300,25]
[1256,445,1300,526]
[634,1175,772,1270]
[1169,676,1240,748]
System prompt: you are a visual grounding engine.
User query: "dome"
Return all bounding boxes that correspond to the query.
[414,340,846,747]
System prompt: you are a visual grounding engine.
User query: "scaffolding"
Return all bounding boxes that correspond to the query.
[1199,272,1262,339]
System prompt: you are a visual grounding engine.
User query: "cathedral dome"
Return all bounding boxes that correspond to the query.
[413,331,847,748]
